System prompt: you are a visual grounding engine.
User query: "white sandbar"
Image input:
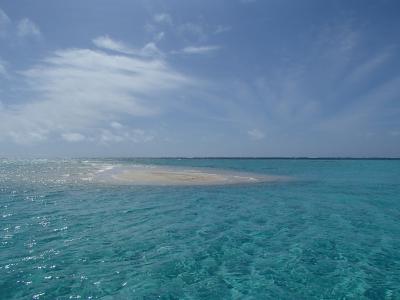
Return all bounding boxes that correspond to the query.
[100,165,287,186]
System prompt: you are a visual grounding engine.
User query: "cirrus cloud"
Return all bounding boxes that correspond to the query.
[180,45,220,55]
[0,40,193,144]
[153,13,172,25]
[0,8,11,37]
[17,18,41,38]
[92,35,163,58]
[247,129,265,140]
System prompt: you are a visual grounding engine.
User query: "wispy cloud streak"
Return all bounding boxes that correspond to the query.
[180,45,220,54]
[0,46,192,144]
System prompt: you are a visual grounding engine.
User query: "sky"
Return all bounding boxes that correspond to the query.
[0,0,399,157]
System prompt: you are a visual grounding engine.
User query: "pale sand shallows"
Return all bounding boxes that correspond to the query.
[105,166,287,185]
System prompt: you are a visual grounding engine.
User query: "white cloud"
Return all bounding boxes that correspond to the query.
[17,18,41,38]
[92,35,133,54]
[247,129,265,140]
[154,31,165,42]
[181,45,220,55]
[110,121,123,129]
[100,128,153,144]
[345,51,390,84]
[140,42,163,57]
[7,129,48,144]
[0,46,192,144]
[93,36,163,58]
[61,132,85,142]
[0,65,6,76]
[0,8,11,36]
[0,59,8,77]
[104,121,153,144]
[178,23,206,41]
[214,25,231,35]
[318,76,400,136]
[154,13,172,25]
[0,8,10,24]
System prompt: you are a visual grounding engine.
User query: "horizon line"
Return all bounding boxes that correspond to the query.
[1,156,400,160]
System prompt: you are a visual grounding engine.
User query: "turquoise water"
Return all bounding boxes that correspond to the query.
[1,159,400,299]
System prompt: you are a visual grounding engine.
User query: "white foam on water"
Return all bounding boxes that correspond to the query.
[96,165,115,173]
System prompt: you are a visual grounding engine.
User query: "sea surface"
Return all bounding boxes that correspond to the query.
[0,158,399,299]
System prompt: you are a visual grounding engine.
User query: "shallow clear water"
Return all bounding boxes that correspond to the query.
[1,158,399,299]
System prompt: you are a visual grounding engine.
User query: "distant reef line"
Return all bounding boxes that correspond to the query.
[76,157,400,160]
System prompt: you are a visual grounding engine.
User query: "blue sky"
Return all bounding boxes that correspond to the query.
[0,0,399,157]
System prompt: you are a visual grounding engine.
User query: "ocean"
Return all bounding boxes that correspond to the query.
[1,158,399,299]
